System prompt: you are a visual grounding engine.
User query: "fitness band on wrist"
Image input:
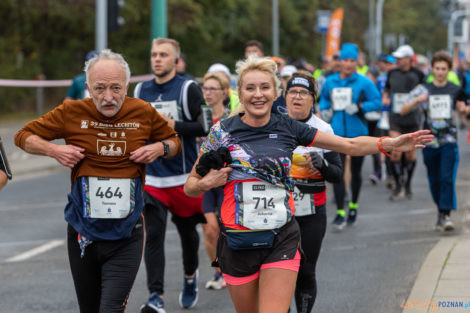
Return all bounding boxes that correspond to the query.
[161,141,170,157]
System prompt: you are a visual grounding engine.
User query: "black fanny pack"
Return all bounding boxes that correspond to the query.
[294,179,325,194]
[222,228,280,250]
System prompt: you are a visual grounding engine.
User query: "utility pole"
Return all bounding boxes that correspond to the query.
[272,0,279,56]
[375,0,385,55]
[368,0,375,57]
[151,0,167,40]
[95,0,107,51]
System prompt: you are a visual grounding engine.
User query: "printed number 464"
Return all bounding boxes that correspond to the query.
[95,187,123,199]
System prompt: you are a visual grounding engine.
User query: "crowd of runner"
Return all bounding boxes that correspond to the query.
[8,35,467,313]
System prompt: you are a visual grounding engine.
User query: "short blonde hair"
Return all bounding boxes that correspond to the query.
[152,37,180,58]
[233,56,281,115]
[203,72,229,90]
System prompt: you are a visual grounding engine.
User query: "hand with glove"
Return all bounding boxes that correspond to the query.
[320,109,333,122]
[306,151,327,172]
[345,103,359,115]
[196,147,232,177]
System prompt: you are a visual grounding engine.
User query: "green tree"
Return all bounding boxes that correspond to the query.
[0,0,449,114]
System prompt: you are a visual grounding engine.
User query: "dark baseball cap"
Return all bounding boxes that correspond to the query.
[85,50,99,61]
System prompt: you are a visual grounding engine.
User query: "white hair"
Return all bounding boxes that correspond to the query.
[84,49,131,85]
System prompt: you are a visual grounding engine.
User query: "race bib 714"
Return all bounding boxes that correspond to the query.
[234,181,289,230]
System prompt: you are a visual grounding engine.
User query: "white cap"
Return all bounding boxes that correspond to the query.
[207,63,231,77]
[280,65,297,78]
[392,45,414,58]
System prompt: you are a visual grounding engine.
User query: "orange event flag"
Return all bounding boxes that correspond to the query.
[325,8,344,59]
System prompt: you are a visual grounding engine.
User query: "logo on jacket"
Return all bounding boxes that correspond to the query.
[81,120,89,129]
[97,140,126,156]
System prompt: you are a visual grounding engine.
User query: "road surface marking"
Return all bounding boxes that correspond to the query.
[5,239,64,262]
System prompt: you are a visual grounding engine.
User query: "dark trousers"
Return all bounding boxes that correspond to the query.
[67,221,143,313]
[143,191,201,295]
[422,143,459,211]
[295,205,327,313]
[333,154,365,210]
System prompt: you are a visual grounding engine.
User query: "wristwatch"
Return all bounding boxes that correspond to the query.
[161,141,169,157]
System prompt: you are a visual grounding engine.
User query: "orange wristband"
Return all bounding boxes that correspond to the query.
[378,136,391,157]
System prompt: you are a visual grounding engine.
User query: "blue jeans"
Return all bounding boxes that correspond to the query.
[422,143,459,211]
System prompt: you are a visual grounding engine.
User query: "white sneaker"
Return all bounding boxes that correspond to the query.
[443,215,455,232]
[205,272,226,290]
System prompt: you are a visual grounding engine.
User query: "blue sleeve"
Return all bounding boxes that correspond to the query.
[319,80,332,111]
[359,77,382,113]
[66,78,81,99]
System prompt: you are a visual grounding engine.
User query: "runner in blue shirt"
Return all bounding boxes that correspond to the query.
[319,43,382,230]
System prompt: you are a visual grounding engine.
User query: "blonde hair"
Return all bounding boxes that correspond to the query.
[203,72,229,90]
[152,37,181,58]
[232,55,281,115]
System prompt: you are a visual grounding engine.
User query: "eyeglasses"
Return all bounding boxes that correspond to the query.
[202,87,223,92]
[287,89,311,98]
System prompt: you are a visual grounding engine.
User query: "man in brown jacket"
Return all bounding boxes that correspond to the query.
[15,49,181,313]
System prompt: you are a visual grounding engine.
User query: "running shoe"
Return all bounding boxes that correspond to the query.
[435,213,445,232]
[443,215,455,232]
[331,214,346,231]
[389,187,404,201]
[140,292,166,313]
[369,173,380,185]
[179,270,199,309]
[205,272,226,290]
[347,209,357,225]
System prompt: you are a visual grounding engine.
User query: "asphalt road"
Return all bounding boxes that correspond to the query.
[1,137,469,313]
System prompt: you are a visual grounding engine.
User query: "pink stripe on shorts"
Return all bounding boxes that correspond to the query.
[222,250,301,286]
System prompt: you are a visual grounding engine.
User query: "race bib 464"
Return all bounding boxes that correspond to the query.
[81,177,135,219]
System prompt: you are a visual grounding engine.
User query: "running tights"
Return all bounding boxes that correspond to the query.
[295,205,327,313]
[67,222,143,313]
[333,154,364,210]
[143,191,200,295]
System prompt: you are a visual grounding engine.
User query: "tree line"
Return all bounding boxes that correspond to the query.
[0,0,447,114]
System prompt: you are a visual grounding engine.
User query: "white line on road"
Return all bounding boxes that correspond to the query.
[5,239,64,263]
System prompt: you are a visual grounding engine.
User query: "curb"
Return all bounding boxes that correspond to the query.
[402,237,458,313]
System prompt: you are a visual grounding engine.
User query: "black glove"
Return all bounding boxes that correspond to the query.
[217,147,232,165]
[196,147,232,177]
[309,152,326,171]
